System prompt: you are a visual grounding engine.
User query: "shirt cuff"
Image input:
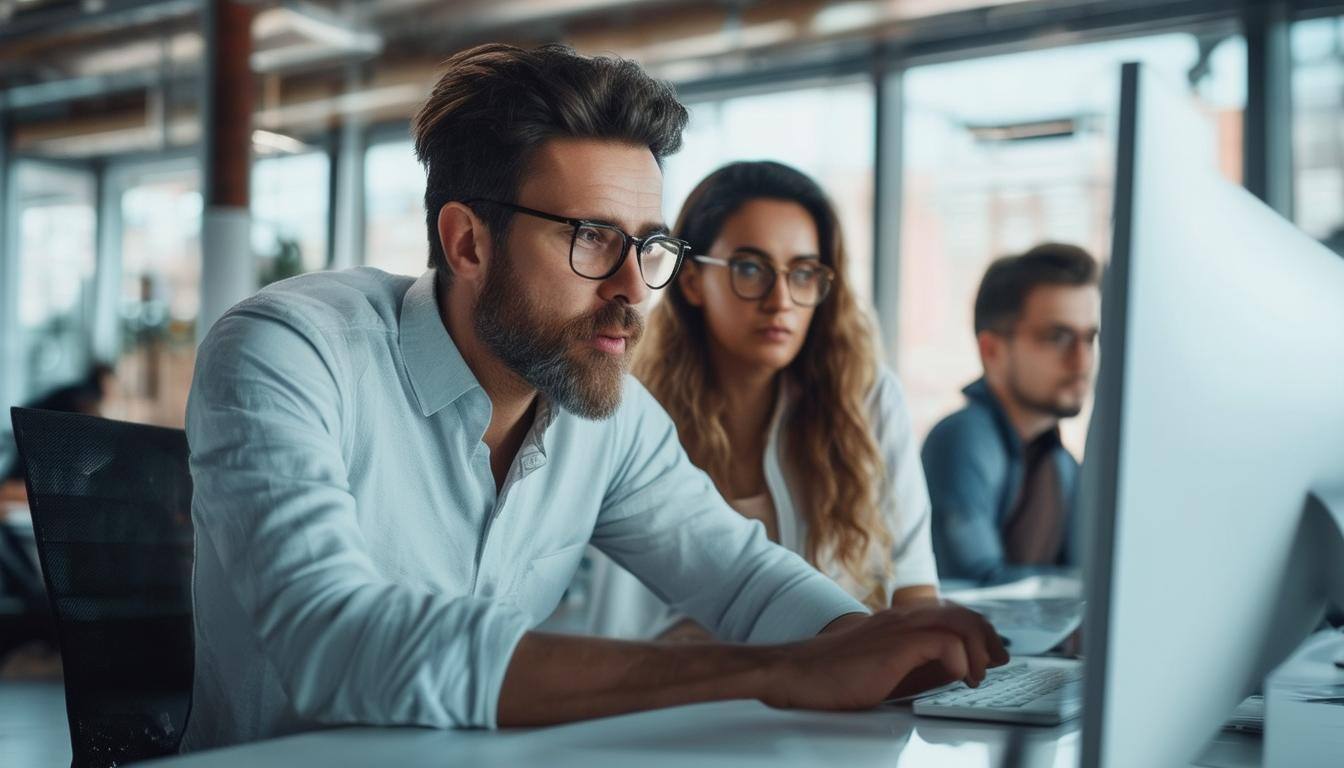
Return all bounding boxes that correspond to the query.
[478,604,533,730]
[745,574,868,644]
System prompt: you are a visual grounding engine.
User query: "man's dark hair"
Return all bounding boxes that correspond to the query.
[973,242,1100,335]
[410,43,689,280]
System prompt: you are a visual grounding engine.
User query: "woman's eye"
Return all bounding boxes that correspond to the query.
[734,262,763,277]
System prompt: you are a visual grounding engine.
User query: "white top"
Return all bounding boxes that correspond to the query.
[584,366,939,639]
[728,492,778,542]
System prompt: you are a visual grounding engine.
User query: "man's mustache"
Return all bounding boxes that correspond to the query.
[569,302,645,346]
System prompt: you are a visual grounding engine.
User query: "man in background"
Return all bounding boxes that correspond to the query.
[923,244,1101,585]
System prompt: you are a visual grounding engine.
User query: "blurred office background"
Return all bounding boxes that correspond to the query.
[0,0,1340,456]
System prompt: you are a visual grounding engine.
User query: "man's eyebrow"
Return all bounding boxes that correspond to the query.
[571,215,669,237]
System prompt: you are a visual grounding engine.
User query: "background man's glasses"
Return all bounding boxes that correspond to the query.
[692,255,835,307]
[464,198,689,290]
[1014,326,1099,356]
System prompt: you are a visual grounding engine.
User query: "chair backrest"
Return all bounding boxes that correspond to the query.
[10,407,194,768]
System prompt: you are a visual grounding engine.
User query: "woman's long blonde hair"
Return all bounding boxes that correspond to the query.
[634,161,893,608]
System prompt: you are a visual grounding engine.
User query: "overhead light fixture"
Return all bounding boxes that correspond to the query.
[967,118,1078,142]
[812,2,880,35]
[252,128,309,155]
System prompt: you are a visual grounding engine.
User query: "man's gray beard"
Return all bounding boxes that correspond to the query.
[473,252,643,420]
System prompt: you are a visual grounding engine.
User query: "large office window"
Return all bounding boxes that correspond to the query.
[664,80,877,304]
[13,161,98,400]
[115,162,202,427]
[1291,14,1344,255]
[252,151,331,279]
[364,140,427,277]
[897,31,1246,453]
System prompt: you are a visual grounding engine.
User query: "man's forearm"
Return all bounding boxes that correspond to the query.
[496,631,786,727]
[499,603,1008,727]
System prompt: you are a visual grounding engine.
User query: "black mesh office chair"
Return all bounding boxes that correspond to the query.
[10,407,194,768]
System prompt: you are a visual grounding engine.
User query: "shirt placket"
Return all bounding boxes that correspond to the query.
[471,403,551,595]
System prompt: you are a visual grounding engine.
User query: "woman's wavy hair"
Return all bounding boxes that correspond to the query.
[633,161,892,608]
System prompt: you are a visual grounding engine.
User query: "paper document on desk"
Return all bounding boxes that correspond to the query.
[945,576,1084,656]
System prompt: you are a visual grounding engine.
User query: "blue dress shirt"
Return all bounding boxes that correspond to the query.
[921,378,1080,585]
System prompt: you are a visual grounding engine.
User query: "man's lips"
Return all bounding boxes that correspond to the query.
[591,332,630,355]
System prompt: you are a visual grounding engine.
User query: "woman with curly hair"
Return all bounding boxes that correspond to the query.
[586,161,938,641]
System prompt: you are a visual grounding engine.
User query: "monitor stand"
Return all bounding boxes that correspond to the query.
[1255,489,1344,680]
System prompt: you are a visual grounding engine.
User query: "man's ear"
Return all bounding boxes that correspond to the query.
[978,328,1010,376]
[437,202,492,284]
[679,261,705,307]
[977,329,1002,371]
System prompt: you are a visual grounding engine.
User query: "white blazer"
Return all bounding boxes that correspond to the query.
[583,365,939,639]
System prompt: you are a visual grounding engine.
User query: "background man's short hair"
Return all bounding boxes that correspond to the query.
[410,43,689,280]
[973,242,1100,335]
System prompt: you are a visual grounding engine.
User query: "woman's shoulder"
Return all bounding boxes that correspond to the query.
[865,364,913,424]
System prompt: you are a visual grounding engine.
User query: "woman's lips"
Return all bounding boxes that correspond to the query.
[755,327,793,343]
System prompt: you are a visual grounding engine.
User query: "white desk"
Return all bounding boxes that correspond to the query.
[144,698,1260,768]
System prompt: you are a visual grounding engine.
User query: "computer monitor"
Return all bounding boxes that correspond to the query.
[1080,62,1344,767]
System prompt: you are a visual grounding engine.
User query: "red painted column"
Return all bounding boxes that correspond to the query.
[198,0,256,343]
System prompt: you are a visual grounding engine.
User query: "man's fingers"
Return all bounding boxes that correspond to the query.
[887,658,958,700]
[982,614,1010,666]
[881,604,999,685]
[929,607,990,684]
[937,633,971,688]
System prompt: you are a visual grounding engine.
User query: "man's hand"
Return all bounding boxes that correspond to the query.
[761,601,1008,711]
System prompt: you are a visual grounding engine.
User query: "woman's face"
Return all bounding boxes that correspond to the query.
[682,199,824,376]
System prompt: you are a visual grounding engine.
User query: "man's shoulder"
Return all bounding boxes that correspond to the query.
[922,399,1003,464]
[234,267,417,336]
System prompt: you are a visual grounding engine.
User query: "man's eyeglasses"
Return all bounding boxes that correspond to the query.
[464,198,690,290]
[692,254,836,307]
[1023,327,1099,356]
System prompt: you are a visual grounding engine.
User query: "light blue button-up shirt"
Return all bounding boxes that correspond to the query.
[182,267,865,751]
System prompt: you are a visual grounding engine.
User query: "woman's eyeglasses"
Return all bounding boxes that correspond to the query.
[692,254,835,307]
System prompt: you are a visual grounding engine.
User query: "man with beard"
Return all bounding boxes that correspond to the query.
[183,43,1005,751]
[922,243,1101,585]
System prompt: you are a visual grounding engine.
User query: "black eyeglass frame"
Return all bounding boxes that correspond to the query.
[691,254,837,307]
[463,198,690,290]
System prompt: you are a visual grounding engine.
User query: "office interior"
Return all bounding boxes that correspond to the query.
[1,1,1342,766]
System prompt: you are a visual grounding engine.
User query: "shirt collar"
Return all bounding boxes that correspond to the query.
[398,270,481,417]
[962,377,1063,457]
[963,377,1022,456]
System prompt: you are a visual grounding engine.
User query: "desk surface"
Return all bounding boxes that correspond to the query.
[144,698,1260,768]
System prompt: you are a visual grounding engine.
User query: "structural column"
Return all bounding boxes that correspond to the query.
[329,65,366,270]
[1243,0,1294,218]
[872,50,905,368]
[0,106,17,426]
[198,0,256,343]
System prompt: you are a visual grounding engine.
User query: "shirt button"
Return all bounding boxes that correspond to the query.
[522,455,542,471]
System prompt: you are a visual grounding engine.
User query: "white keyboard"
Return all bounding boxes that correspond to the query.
[912,661,1084,726]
